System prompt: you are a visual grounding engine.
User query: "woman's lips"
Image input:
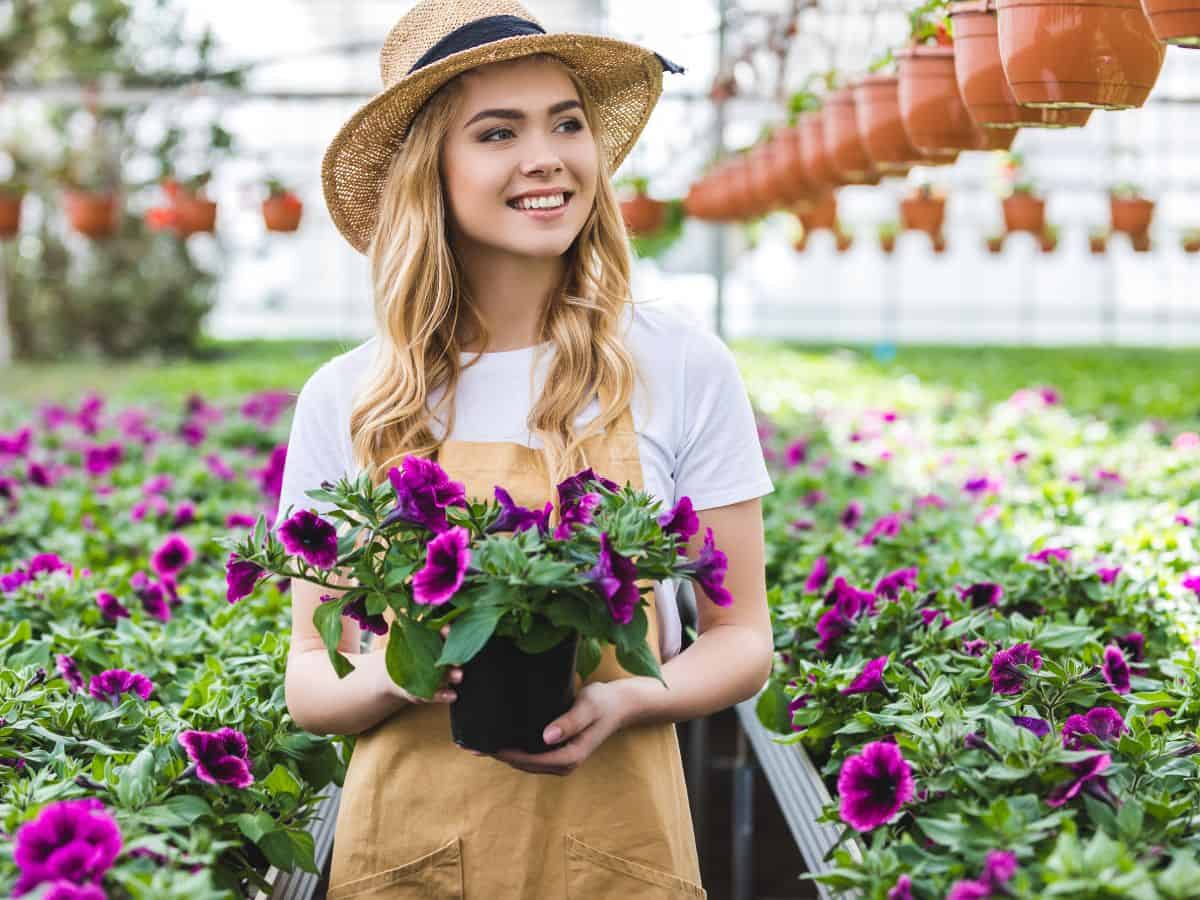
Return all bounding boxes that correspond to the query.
[508,193,572,220]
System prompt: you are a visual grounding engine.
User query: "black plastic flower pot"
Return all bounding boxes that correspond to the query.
[450,631,580,754]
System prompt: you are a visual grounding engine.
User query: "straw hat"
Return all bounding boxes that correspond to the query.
[321,0,685,254]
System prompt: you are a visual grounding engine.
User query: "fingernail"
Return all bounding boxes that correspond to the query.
[544,727,562,743]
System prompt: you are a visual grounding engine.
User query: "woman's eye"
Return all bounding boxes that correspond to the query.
[481,119,584,142]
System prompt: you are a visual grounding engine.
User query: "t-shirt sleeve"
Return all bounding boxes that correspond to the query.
[673,327,774,511]
[272,370,349,532]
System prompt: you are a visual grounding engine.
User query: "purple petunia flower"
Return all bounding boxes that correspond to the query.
[95,591,130,622]
[680,527,733,607]
[412,526,471,607]
[816,578,879,654]
[41,880,107,899]
[28,553,73,579]
[919,608,952,630]
[1102,643,1131,694]
[556,467,619,508]
[1062,707,1127,750]
[837,741,915,831]
[225,512,257,529]
[962,638,989,657]
[12,797,122,896]
[486,486,552,536]
[860,513,904,547]
[382,455,467,533]
[1182,573,1200,597]
[88,670,154,706]
[588,532,642,624]
[804,556,830,594]
[914,493,947,510]
[150,533,195,580]
[875,567,918,601]
[990,642,1043,695]
[1011,716,1051,738]
[56,655,85,693]
[329,594,389,636]
[129,573,171,623]
[177,727,254,789]
[784,440,808,467]
[802,489,827,508]
[1026,546,1071,565]
[1046,752,1112,807]
[958,582,1005,609]
[277,509,340,569]
[225,553,265,604]
[205,453,237,481]
[1097,566,1122,585]
[841,656,889,696]
[887,875,913,900]
[552,492,600,540]
[948,850,1019,900]
[840,500,863,530]
[657,496,700,551]
[1117,631,1145,662]
[172,501,196,528]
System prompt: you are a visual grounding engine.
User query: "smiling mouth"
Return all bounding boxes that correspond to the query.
[506,192,574,211]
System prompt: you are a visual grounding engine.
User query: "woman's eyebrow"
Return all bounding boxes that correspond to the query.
[463,99,582,129]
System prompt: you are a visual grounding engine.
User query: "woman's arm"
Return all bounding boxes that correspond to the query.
[615,495,774,728]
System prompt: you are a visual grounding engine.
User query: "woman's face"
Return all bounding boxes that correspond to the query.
[441,57,599,260]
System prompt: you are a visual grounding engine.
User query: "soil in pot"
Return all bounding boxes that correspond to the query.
[451,630,580,754]
[1141,0,1200,46]
[822,87,877,184]
[996,0,1166,109]
[1110,197,1155,235]
[897,45,981,153]
[950,0,1092,128]
[1003,193,1046,233]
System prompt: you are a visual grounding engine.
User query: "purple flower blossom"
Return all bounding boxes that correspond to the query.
[681,527,733,607]
[802,489,827,508]
[851,460,871,476]
[278,509,340,569]
[56,655,84,693]
[1026,547,1071,565]
[919,608,952,630]
[129,573,171,622]
[657,496,699,550]
[914,493,947,511]
[588,532,641,624]
[1046,752,1112,807]
[130,494,169,522]
[28,553,73,578]
[963,475,1000,496]
[860,513,904,547]
[205,453,237,481]
[1062,707,1127,750]
[1,568,31,594]
[412,526,471,606]
[1182,573,1200,597]
[41,880,107,899]
[12,798,122,896]
[172,501,196,527]
[784,440,808,467]
[1096,566,1122,585]
[328,594,389,636]
[225,554,265,604]
[817,578,878,654]
[225,512,257,529]
[948,850,1019,900]
[837,741,915,831]
[887,875,913,900]
[486,486,552,536]
[83,442,123,477]
[1102,643,1131,694]
[990,642,1043,695]
[382,455,468,533]
[1011,716,1051,738]
[556,467,619,508]
[150,533,195,580]
[841,656,889,696]
[804,556,830,594]
[177,727,254,788]
[962,638,989,657]
[875,567,918,601]
[88,670,154,706]
[840,500,863,530]
[1117,631,1145,662]
[94,591,130,622]
[552,492,600,540]
[958,582,1004,608]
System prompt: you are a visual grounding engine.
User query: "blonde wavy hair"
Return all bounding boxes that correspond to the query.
[349,54,642,522]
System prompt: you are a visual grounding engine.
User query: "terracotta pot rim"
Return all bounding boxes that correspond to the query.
[827,86,858,105]
[948,0,994,15]
[856,73,900,87]
[896,44,955,59]
[997,0,1142,6]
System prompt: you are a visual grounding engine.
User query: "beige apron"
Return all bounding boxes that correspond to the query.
[325,396,705,899]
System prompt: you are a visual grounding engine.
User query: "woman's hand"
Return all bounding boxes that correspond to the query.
[483,681,630,776]
[385,624,463,705]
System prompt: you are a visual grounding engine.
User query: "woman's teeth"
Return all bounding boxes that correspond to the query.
[511,193,567,210]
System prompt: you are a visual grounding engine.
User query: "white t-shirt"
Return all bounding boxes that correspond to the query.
[273,301,775,661]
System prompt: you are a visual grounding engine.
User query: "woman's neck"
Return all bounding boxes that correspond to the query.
[454,239,567,353]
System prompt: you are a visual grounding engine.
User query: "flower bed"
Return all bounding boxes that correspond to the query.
[0,390,344,897]
[748,352,1200,897]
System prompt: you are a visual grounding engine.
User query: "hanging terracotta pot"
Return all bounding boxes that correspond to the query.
[974,127,1018,151]
[1131,232,1152,252]
[173,193,218,236]
[1039,227,1059,253]
[950,0,1092,128]
[263,191,303,232]
[799,112,840,190]
[0,189,24,239]
[932,234,949,254]
[1110,195,1155,235]
[620,188,667,234]
[835,230,854,253]
[1002,192,1046,233]
[1090,231,1109,254]
[853,75,959,172]
[1181,233,1200,253]
[64,189,120,239]
[798,191,838,232]
[996,0,1166,109]
[764,126,815,206]
[900,188,947,236]
[1141,0,1200,46]
[987,234,1006,253]
[822,86,877,184]
[897,45,981,154]
[749,143,783,216]
[879,231,898,254]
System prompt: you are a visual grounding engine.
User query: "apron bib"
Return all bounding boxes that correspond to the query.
[325,396,704,899]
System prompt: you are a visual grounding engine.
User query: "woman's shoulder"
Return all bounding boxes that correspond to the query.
[300,336,379,404]
[624,300,734,376]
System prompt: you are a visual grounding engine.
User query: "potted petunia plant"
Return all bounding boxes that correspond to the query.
[222,459,732,754]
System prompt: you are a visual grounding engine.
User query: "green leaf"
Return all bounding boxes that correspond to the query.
[288,829,319,875]
[437,605,505,665]
[262,763,303,800]
[756,680,792,734]
[1159,852,1200,899]
[514,620,570,655]
[115,745,157,811]
[616,638,663,685]
[385,616,443,700]
[313,598,355,678]
[258,830,295,871]
[576,637,602,681]
[236,811,276,843]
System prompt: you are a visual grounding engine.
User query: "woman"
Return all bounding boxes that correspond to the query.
[276,1,775,896]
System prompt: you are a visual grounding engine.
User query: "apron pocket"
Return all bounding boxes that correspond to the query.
[326,836,463,900]
[565,834,706,899]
